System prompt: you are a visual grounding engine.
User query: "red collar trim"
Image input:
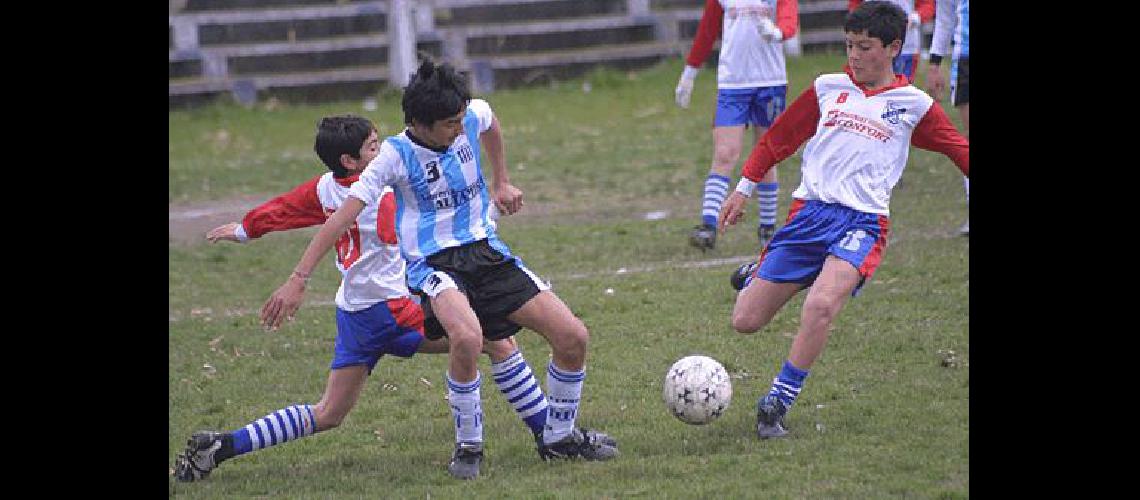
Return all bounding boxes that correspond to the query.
[333,173,360,187]
[842,65,910,97]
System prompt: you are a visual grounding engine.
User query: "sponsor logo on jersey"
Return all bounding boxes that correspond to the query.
[822,109,893,143]
[880,101,908,125]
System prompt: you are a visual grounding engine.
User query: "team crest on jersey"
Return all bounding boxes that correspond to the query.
[880,101,908,125]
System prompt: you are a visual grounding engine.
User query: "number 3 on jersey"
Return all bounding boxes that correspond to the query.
[424,161,441,183]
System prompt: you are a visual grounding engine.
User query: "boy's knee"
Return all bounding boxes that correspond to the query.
[732,311,764,334]
[552,321,589,361]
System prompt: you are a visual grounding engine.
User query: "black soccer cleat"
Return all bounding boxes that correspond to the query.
[536,427,618,461]
[689,224,717,251]
[755,395,789,439]
[448,442,483,480]
[730,260,759,291]
[173,431,234,482]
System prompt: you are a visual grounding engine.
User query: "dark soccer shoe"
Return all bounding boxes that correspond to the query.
[448,442,483,480]
[755,395,789,439]
[730,260,759,292]
[689,224,717,251]
[173,431,234,482]
[958,219,969,237]
[536,427,619,461]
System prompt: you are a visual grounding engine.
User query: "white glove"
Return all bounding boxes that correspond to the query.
[756,17,783,42]
[675,65,699,108]
[907,12,921,29]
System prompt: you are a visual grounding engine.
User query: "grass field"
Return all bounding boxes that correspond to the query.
[169,52,969,498]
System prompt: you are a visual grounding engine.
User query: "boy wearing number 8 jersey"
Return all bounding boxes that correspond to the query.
[718,1,968,440]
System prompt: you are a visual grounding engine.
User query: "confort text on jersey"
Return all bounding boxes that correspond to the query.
[821,110,893,143]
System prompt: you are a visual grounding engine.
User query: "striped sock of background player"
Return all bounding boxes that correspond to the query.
[228,404,318,460]
[447,372,484,445]
[491,349,548,438]
[701,173,731,227]
[766,360,809,409]
[543,362,585,444]
[963,177,969,206]
[756,182,779,237]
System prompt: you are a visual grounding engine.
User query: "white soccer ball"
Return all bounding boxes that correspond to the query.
[663,355,733,425]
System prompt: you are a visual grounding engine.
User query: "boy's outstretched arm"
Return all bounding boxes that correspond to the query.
[260,196,366,330]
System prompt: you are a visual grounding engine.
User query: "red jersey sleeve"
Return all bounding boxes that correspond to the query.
[848,0,861,12]
[776,0,799,39]
[911,102,969,177]
[686,0,724,68]
[376,190,398,245]
[915,0,935,22]
[741,85,821,181]
[240,175,328,239]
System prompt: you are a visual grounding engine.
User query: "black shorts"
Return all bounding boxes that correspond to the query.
[951,57,969,107]
[415,239,546,341]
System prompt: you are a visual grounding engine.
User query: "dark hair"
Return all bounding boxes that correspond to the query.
[844,0,907,47]
[313,114,375,177]
[401,59,471,127]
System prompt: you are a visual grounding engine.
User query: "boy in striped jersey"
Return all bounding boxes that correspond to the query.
[261,61,618,480]
[718,1,968,439]
[924,0,968,235]
[173,115,557,482]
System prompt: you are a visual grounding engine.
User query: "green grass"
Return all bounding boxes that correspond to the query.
[170,52,968,498]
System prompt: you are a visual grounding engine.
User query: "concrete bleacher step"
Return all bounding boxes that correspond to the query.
[171,1,387,47]
[459,15,656,56]
[169,64,390,107]
[181,0,373,13]
[433,0,627,26]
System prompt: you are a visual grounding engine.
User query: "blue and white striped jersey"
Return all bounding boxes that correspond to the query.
[350,99,513,290]
[930,0,968,60]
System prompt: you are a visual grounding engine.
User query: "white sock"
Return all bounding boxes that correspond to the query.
[447,372,483,444]
[543,362,584,444]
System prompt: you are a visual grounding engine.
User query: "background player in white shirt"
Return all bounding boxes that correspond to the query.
[718,1,968,440]
[261,61,617,480]
[174,115,555,482]
[675,0,800,251]
[925,0,969,235]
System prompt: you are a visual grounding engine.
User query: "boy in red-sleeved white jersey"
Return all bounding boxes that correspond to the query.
[848,0,933,83]
[173,115,570,482]
[675,0,799,251]
[718,1,968,440]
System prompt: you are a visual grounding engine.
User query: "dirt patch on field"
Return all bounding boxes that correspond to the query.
[168,195,267,245]
[169,194,695,245]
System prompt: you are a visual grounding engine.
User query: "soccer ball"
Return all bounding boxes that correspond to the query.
[663,355,732,425]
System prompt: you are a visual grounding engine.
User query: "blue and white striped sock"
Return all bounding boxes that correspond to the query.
[230,404,317,457]
[766,360,809,409]
[756,182,779,230]
[492,349,548,438]
[543,363,585,444]
[447,372,483,444]
[701,174,731,227]
[963,177,969,205]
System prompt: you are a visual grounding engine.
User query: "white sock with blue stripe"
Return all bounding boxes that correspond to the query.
[230,404,317,457]
[766,359,809,408]
[543,362,585,444]
[756,182,779,230]
[447,372,483,444]
[701,174,731,227]
[491,349,548,438]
